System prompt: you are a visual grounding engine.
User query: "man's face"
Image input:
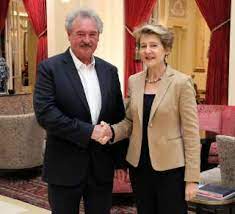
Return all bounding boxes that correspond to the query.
[68,17,99,64]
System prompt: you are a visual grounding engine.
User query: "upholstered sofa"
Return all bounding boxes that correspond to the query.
[0,94,45,170]
[197,105,235,169]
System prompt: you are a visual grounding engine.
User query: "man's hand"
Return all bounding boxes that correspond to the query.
[97,121,113,144]
[91,122,112,144]
[185,182,198,201]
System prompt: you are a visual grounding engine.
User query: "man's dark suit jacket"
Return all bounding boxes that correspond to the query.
[33,49,126,186]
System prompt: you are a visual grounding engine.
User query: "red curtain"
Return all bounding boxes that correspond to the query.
[23,0,47,65]
[124,0,157,95]
[0,0,10,33]
[195,0,231,105]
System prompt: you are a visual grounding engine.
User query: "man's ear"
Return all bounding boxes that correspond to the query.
[66,28,71,37]
[67,31,71,42]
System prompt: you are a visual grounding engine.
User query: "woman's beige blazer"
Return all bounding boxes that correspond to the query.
[112,65,201,182]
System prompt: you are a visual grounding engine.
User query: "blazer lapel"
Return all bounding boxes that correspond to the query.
[63,50,90,114]
[95,58,107,122]
[149,66,174,122]
[137,71,147,128]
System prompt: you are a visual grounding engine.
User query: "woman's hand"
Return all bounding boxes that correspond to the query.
[185,182,198,201]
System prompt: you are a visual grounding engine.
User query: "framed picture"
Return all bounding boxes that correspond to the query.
[169,0,187,18]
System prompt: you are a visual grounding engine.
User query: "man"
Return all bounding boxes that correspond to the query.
[34,8,126,214]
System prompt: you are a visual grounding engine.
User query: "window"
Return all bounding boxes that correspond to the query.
[2,0,37,95]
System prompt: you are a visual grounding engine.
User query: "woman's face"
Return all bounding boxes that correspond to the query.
[139,33,169,69]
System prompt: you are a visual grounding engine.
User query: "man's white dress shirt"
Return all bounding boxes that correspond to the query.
[70,49,101,125]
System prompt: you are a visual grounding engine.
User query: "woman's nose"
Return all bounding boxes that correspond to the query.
[145,46,152,53]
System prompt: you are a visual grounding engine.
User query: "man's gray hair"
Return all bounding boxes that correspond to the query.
[65,8,103,33]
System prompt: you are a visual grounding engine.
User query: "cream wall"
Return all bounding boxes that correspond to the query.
[158,0,209,91]
[229,0,235,105]
[47,0,78,57]
[46,0,124,93]
[158,0,197,76]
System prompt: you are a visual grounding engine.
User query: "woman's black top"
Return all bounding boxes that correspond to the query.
[138,94,155,169]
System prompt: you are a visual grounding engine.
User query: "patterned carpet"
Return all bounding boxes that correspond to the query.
[0,173,137,213]
[0,172,196,214]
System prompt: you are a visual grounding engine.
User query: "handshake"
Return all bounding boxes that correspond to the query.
[91,121,113,144]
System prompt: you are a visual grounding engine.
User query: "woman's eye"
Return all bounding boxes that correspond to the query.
[150,44,158,48]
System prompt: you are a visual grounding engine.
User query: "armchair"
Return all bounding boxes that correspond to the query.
[216,135,235,187]
[200,135,235,188]
[0,113,45,170]
[0,94,45,171]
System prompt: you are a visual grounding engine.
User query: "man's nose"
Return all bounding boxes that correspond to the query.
[83,34,91,43]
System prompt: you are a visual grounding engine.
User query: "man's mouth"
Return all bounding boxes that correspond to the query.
[80,43,92,48]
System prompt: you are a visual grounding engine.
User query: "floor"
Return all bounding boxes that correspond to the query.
[0,195,50,214]
[0,194,198,214]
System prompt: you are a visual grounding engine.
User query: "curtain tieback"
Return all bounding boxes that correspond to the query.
[125,26,134,37]
[211,19,230,33]
[38,29,47,38]
[207,19,230,58]
[125,25,141,61]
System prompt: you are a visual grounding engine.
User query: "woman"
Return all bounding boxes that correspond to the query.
[102,24,200,214]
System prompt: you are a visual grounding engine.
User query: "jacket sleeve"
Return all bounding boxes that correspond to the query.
[179,77,201,182]
[112,77,133,142]
[109,68,129,169]
[33,62,93,148]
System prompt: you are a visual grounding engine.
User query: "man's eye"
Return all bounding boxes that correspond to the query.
[76,33,85,37]
[90,33,97,37]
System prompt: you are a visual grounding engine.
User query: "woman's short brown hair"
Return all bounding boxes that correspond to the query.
[133,24,174,50]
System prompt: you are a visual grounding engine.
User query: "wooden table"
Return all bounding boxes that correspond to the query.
[188,167,235,213]
[188,195,235,214]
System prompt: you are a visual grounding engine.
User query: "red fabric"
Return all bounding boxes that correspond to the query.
[124,0,157,96]
[207,154,219,164]
[221,106,235,136]
[197,104,225,133]
[197,104,235,135]
[23,0,47,65]
[208,142,218,156]
[0,0,10,33]
[112,177,132,193]
[195,0,231,105]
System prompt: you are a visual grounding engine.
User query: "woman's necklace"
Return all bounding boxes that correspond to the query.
[145,77,161,84]
[146,65,166,84]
